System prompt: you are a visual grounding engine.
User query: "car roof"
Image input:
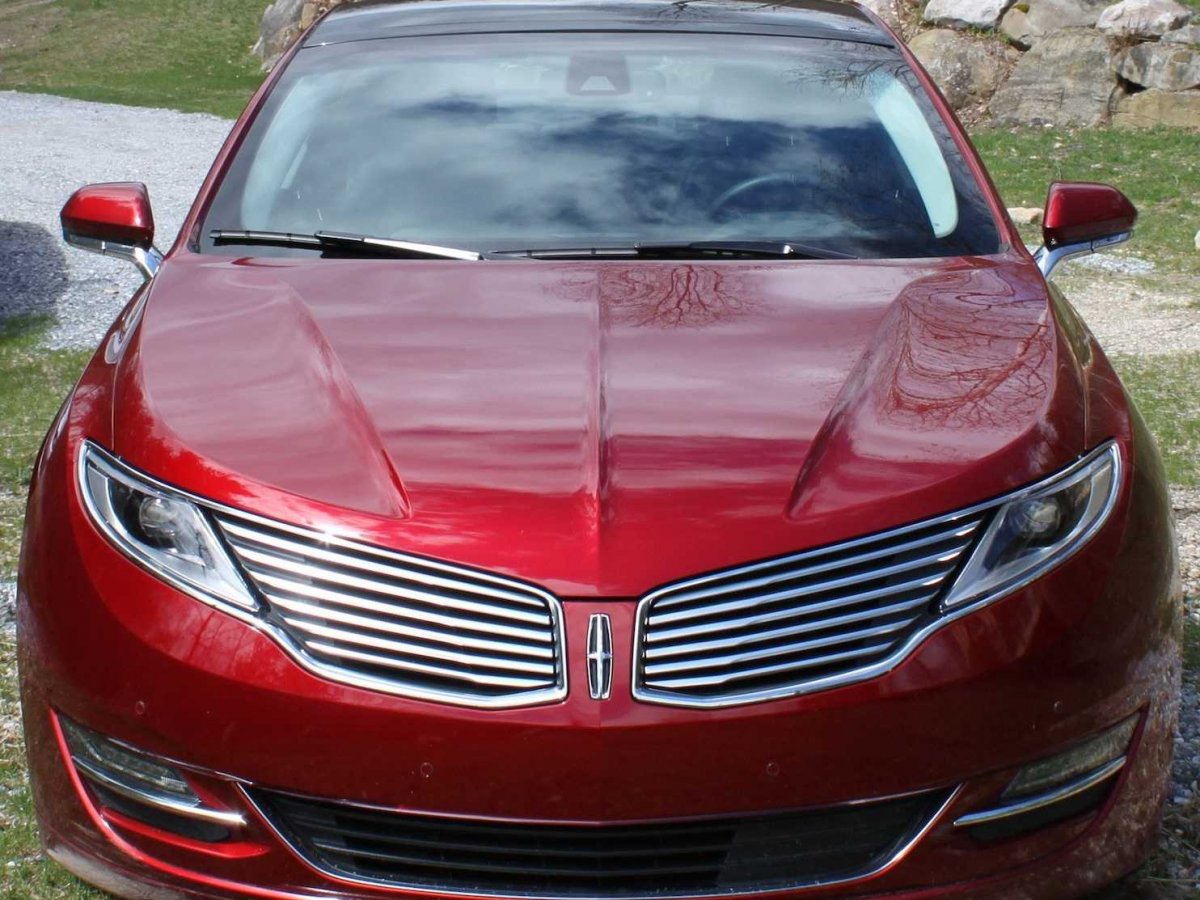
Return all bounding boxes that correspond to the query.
[305,0,896,50]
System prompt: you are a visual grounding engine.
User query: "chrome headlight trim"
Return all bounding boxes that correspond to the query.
[75,440,568,709]
[939,440,1122,614]
[77,440,258,614]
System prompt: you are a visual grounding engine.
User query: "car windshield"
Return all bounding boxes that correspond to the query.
[201,32,1002,259]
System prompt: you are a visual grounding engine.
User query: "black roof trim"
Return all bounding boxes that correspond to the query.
[305,1,897,50]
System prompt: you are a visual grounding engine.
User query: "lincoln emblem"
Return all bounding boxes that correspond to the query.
[587,614,614,700]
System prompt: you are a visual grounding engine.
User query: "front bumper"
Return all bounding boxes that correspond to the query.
[18,434,1182,899]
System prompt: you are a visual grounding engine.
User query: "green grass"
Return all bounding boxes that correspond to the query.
[0,320,90,580]
[0,319,94,897]
[0,0,263,119]
[973,128,1200,278]
[0,633,104,900]
[1111,353,1200,488]
[1186,619,1200,671]
[0,319,91,579]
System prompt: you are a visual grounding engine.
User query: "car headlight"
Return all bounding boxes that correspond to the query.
[77,441,258,612]
[941,441,1122,612]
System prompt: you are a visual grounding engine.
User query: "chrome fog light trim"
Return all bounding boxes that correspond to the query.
[953,756,1125,829]
[60,717,245,829]
[953,715,1138,829]
[1002,715,1137,800]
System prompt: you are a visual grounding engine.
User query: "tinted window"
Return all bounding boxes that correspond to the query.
[201,33,1001,259]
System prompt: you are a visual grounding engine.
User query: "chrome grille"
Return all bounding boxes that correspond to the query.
[214,513,566,708]
[634,511,987,707]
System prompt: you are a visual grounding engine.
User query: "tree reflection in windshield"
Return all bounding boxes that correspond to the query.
[204,32,1000,260]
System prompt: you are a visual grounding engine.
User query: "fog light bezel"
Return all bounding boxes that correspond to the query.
[1002,715,1138,801]
[57,714,246,841]
[953,714,1140,837]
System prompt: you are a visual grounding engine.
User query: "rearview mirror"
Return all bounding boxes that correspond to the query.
[61,183,163,282]
[1034,182,1137,279]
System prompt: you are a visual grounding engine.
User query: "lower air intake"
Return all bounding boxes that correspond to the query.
[249,788,948,897]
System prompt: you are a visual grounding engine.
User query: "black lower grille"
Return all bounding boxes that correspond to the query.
[250,789,947,897]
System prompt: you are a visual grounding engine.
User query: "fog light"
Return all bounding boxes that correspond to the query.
[954,715,1138,840]
[63,718,196,800]
[60,716,244,842]
[1003,715,1137,800]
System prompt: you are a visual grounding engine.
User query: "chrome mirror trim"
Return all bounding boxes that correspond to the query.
[1033,231,1131,279]
[63,232,163,283]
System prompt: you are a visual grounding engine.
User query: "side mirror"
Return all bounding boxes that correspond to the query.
[61,183,163,282]
[1034,182,1137,279]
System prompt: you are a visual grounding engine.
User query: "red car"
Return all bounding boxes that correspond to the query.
[20,1,1182,897]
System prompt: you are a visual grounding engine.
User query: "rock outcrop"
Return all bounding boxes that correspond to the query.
[1113,87,1200,126]
[1116,42,1200,90]
[990,29,1120,126]
[1096,0,1192,36]
[909,29,1017,110]
[1162,23,1200,43]
[951,0,1199,128]
[1000,7,1035,47]
[923,0,1016,30]
[1024,0,1111,39]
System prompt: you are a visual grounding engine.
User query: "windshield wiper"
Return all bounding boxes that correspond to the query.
[637,241,856,260]
[490,241,855,261]
[209,229,483,261]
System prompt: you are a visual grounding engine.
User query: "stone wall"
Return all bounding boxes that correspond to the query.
[254,0,1200,128]
[912,0,1200,128]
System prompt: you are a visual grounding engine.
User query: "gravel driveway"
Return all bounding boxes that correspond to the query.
[1061,269,1200,358]
[0,89,1196,893]
[0,91,231,348]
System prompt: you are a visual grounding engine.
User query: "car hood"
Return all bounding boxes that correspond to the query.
[111,252,1083,596]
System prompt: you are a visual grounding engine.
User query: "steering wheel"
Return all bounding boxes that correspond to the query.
[708,173,798,218]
